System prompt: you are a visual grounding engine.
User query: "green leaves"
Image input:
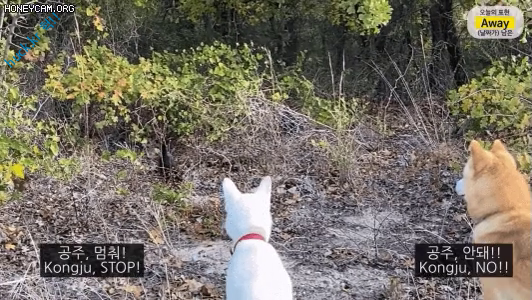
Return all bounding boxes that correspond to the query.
[7,87,19,103]
[44,40,263,147]
[115,149,138,163]
[45,41,137,132]
[447,55,532,172]
[153,42,262,140]
[328,0,392,33]
[176,0,391,34]
[448,55,531,134]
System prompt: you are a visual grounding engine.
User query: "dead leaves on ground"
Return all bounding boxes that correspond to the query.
[276,185,302,205]
[102,278,219,299]
[382,276,403,300]
[167,276,219,299]
[120,284,143,299]
[164,196,222,240]
[160,255,184,269]
[0,224,23,251]
[147,227,165,245]
[104,282,143,299]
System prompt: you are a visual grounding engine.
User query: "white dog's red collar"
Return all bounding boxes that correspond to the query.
[231,233,265,254]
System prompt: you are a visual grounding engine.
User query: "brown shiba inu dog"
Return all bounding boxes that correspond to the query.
[455,139,531,300]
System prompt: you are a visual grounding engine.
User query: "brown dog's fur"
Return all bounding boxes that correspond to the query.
[460,139,531,300]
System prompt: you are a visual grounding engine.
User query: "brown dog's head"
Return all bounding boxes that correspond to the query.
[455,139,526,222]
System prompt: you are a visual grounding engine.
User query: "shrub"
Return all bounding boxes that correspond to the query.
[447,55,531,172]
[0,81,78,201]
[44,41,264,145]
[272,55,367,130]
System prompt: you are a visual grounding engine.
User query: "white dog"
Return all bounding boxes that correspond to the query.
[222,176,293,300]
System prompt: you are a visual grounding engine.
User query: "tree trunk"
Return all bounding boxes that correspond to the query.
[429,0,466,88]
[441,0,466,86]
[231,8,241,43]
[270,16,283,60]
[334,24,348,80]
[284,17,299,67]
[213,2,229,39]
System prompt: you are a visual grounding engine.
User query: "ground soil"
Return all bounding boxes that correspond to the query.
[0,121,490,300]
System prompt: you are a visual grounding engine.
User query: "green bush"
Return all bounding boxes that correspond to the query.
[147,41,264,141]
[0,28,82,201]
[447,55,531,172]
[328,0,392,34]
[152,182,193,209]
[271,53,367,130]
[0,81,78,201]
[44,41,264,144]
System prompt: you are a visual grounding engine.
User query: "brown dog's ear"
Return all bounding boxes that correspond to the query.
[468,140,481,152]
[469,140,492,173]
[491,139,517,169]
[490,139,507,153]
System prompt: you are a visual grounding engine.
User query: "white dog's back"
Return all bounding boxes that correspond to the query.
[227,241,292,300]
[222,177,293,300]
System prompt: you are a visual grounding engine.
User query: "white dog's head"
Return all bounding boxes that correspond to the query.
[222,176,273,242]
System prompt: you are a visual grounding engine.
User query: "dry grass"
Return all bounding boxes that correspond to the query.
[0,91,485,300]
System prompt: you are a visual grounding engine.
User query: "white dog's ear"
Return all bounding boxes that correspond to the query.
[256,176,272,196]
[222,178,241,202]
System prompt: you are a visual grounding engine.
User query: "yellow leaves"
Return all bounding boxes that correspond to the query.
[111,90,123,105]
[87,5,105,31]
[66,92,78,100]
[93,16,105,31]
[44,64,61,75]
[8,87,19,101]
[10,164,24,179]
[117,78,127,88]
[44,79,66,98]
[49,141,59,156]
[97,91,106,100]
[114,90,123,99]
[519,113,530,130]
[147,228,164,245]
[175,278,218,297]
[0,225,22,248]
[120,285,143,299]
[140,88,156,100]
[516,152,531,172]
[39,41,262,157]
[271,92,284,102]
[86,6,96,16]
[179,278,204,293]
